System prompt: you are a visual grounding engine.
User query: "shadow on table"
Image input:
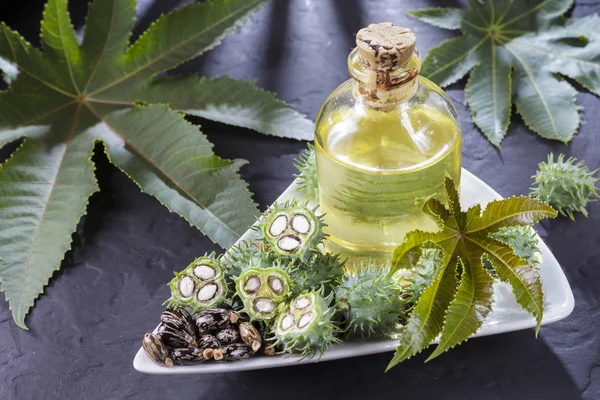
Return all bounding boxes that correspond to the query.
[206,330,581,400]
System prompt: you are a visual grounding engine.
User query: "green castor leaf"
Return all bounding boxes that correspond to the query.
[409,1,598,146]
[235,264,292,321]
[531,153,599,220]
[293,144,318,202]
[258,201,325,260]
[336,264,409,338]
[165,254,229,312]
[387,177,557,370]
[0,0,315,329]
[272,289,341,359]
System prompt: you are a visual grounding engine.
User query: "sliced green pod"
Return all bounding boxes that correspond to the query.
[165,254,228,312]
[235,264,292,321]
[259,201,325,260]
[273,289,341,359]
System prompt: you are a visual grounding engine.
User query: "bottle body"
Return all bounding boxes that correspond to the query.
[314,76,462,265]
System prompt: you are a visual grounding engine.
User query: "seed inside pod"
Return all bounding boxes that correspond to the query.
[294,296,312,310]
[291,214,311,234]
[277,235,301,252]
[178,275,195,298]
[280,313,295,331]
[244,276,261,294]
[197,283,219,302]
[297,311,315,329]
[193,264,216,281]
[268,276,284,295]
[253,297,275,314]
[269,214,288,237]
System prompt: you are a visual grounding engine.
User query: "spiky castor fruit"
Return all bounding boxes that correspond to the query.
[221,241,265,277]
[336,264,408,338]
[289,252,345,294]
[293,144,318,202]
[489,226,541,265]
[235,264,292,321]
[410,247,444,303]
[165,254,228,312]
[258,201,325,260]
[531,153,598,220]
[272,289,341,359]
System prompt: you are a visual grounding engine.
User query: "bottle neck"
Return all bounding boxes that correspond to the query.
[348,47,421,110]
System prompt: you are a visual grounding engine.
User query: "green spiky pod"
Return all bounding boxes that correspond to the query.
[336,264,408,338]
[165,254,229,312]
[221,240,267,277]
[235,263,293,321]
[410,247,445,303]
[272,289,341,359]
[531,153,599,220]
[489,226,541,266]
[289,252,345,295]
[293,144,318,202]
[258,201,325,260]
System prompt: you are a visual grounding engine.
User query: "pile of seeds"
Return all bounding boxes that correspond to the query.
[142,308,266,366]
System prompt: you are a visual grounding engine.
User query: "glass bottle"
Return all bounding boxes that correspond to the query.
[314,23,462,266]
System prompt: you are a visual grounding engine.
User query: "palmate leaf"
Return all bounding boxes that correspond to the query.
[387,178,557,369]
[410,0,600,146]
[0,0,314,328]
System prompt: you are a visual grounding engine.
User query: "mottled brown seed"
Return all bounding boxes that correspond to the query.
[198,334,220,349]
[142,333,172,367]
[157,321,197,348]
[238,322,262,352]
[196,309,236,332]
[171,347,207,365]
[220,343,251,361]
[263,347,276,356]
[216,328,240,345]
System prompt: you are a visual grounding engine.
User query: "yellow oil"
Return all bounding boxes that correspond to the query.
[315,102,461,265]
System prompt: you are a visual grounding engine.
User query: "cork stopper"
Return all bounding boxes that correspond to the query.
[356,23,416,73]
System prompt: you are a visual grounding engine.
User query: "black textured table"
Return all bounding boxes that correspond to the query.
[1,1,599,399]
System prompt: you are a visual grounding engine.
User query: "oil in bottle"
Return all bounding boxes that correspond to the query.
[314,23,462,265]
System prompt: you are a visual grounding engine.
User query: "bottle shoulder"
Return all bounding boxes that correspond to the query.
[315,77,462,173]
[316,77,460,131]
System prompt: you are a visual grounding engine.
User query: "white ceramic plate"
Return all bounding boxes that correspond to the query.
[133,168,575,374]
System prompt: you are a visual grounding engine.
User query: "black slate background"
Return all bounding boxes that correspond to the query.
[1,1,600,399]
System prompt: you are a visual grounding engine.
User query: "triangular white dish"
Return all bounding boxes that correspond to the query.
[133,168,574,374]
